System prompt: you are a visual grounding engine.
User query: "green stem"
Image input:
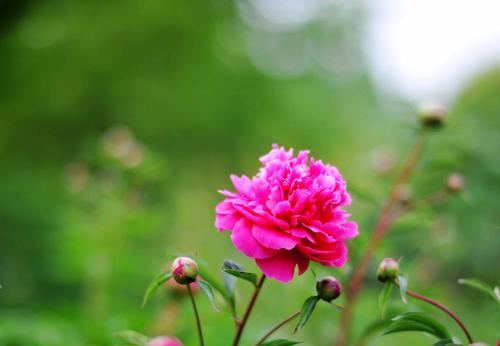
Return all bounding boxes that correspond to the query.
[232,274,266,346]
[256,310,300,345]
[188,283,205,346]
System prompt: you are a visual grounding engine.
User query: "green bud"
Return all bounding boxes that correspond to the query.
[316,276,342,302]
[418,102,446,128]
[172,257,198,285]
[377,258,399,283]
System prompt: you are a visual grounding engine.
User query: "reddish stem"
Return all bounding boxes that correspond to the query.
[232,274,266,346]
[400,284,474,344]
[256,310,300,345]
[334,131,429,346]
[188,283,205,346]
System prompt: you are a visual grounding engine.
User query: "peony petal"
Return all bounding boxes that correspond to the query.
[322,221,359,241]
[304,223,335,243]
[231,218,276,259]
[215,201,236,214]
[286,227,315,243]
[232,203,274,227]
[230,175,254,198]
[252,224,300,250]
[215,212,240,231]
[255,250,306,283]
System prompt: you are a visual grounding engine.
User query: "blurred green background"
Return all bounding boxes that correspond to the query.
[0,1,499,345]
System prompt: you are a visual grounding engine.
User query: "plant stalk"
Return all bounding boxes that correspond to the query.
[396,282,474,344]
[188,283,205,346]
[334,131,429,346]
[256,310,300,345]
[232,274,266,346]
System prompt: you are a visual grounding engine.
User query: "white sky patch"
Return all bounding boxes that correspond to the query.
[365,0,500,101]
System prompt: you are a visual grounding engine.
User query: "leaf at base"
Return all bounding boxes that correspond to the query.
[397,274,408,304]
[383,312,451,340]
[378,282,393,318]
[432,338,463,346]
[294,296,320,334]
[221,268,258,287]
[142,271,172,307]
[458,278,500,306]
[197,280,219,311]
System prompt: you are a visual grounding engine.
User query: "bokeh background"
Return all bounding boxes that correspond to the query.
[0,0,499,345]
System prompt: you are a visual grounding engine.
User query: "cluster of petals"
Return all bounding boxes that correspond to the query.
[215,145,358,282]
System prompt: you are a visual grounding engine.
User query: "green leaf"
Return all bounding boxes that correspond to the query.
[197,280,218,311]
[458,278,500,306]
[114,330,149,346]
[260,339,302,346]
[433,338,462,346]
[221,263,258,287]
[142,270,172,307]
[221,260,243,293]
[358,318,393,343]
[384,312,451,339]
[198,264,231,302]
[398,274,408,304]
[294,296,320,333]
[378,282,393,318]
[383,320,437,336]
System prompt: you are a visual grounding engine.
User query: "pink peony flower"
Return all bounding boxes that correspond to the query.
[215,145,358,283]
[148,336,183,346]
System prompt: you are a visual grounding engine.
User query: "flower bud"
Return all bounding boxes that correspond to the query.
[446,173,464,193]
[149,336,183,346]
[377,258,399,283]
[171,257,198,285]
[393,184,412,205]
[418,102,446,128]
[316,276,342,302]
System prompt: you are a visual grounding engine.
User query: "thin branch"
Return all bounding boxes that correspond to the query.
[256,310,300,345]
[188,283,205,346]
[232,274,266,346]
[334,130,429,346]
[399,283,474,344]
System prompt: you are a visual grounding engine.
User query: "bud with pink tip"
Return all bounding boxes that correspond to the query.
[377,258,399,283]
[316,276,342,302]
[446,173,464,193]
[148,336,183,346]
[172,257,198,285]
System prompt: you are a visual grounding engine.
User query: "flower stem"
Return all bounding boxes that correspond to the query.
[335,131,429,346]
[256,310,300,345]
[188,283,205,346]
[395,282,474,344]
[232,274,266,346]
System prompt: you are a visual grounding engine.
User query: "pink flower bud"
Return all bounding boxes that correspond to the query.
[446,173,464,193]
[148,336,183,346]
[377,258,399,283]
[316,276,342,302]
[171,257,198,285]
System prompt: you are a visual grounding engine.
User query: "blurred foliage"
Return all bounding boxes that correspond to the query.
[0,0,499,345]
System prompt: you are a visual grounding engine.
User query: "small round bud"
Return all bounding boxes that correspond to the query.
[446,173,464,193]
[418,102,446,128]
[148,336,183,346]
[316,276,342,302]
[393,184,412,205]
[377,258,399,283]
[172,257,198,285]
